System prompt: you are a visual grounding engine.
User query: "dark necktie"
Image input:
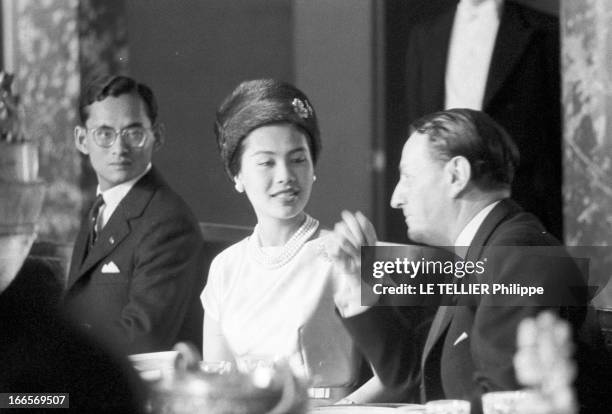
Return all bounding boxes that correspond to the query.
[88,194,105,249]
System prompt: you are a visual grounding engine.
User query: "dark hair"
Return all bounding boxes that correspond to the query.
[79,75,158,125]
[410,108,520,191]
[214,79,321,178]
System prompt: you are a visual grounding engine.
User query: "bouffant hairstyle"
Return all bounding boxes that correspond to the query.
[410,108,520,191]
[214,79,321,178]
[79,75,158,125]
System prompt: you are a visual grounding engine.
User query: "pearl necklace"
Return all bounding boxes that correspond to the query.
[249,214,319,269]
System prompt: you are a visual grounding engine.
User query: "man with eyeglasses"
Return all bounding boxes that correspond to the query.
[64,75,206,355]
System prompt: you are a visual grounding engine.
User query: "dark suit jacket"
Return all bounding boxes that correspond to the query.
[1,259,144,413]
[388,1,562,241]
[64,168,206,355]
[344,199,611,413]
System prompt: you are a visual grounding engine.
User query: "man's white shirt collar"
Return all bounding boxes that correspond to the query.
[454,200,502,257]
[96,163,152,228]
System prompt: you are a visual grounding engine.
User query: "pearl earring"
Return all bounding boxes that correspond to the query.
[313,175,317,182]
[234,180,244,193]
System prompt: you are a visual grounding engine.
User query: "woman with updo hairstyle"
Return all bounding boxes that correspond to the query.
[201,79,389,404]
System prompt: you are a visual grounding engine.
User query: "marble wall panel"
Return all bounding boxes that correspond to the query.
[561,0,612,306]
[78,0,128,89]
[12,0,81,243]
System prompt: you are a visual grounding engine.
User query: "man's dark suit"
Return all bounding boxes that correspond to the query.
[344,199,610,413]
[387,1,562,241]
[64,168,206,355]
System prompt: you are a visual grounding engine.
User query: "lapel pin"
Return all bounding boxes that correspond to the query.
[109,236,115,245]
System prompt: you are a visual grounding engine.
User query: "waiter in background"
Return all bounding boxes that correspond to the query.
[387,0,561,241]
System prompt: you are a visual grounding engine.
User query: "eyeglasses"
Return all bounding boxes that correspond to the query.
[86,126,151,148]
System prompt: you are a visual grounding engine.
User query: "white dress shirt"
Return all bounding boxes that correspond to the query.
[445,0,503,110]
[96,163,152,229]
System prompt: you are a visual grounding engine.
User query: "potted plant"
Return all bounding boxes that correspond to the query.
[0,71,45,248]
[0,71,38,182]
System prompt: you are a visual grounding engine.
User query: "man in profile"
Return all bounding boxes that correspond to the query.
[64,75,205,355]
[331,109,609,413]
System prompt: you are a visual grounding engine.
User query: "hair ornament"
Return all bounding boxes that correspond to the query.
[292,97,313,119]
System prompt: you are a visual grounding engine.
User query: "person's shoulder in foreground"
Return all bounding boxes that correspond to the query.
[1,258,146,413]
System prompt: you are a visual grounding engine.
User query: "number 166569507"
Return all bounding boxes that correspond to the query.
[0,393,69,408]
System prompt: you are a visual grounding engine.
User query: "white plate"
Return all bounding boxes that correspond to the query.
[128,350,178,372]
[311,405,424,413]
[311,407,395,413]
[394,405,426,413]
